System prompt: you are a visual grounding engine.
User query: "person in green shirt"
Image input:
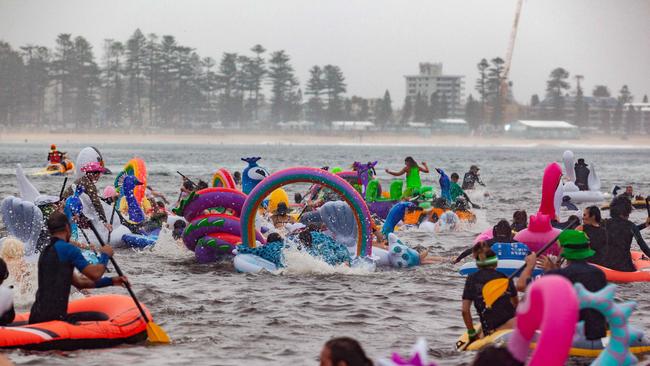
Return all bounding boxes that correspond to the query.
[450,172,465,202]
[385,156,429,198]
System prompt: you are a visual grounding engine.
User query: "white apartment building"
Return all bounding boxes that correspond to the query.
[404,63,465,117]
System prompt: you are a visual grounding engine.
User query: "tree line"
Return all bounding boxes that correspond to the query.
[0,29,395,129]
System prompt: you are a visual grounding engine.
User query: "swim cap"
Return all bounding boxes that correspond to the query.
[81,161,107,173]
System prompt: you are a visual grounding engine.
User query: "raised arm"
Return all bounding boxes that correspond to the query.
[419,162,430,173]
[385,166,408,176]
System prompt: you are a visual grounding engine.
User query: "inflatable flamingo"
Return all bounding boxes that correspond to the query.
[507,275,579,366]
[513,213,561,256]
[539,162,563,220]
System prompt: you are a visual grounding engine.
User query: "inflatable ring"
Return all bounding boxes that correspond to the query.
[173,187,246,221]
[212,168,236,189]
[240,167,373,257]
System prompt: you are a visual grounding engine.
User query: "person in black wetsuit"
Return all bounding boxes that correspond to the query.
[462,243,518,341]
[578,206,608,267]
[0,259,15,325]
[518,230,607,341]
[600,196,650,272]
[29,212,128,324]
[462,165,485,190]
[453,220,514,264]
[574,158,590,191]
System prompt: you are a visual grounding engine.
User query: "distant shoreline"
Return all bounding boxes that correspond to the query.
[1,130,649,149]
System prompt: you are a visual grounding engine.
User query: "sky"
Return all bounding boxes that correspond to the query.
[1,0,649,106]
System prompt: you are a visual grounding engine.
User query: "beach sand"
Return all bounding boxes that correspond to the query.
[1,130,648,149]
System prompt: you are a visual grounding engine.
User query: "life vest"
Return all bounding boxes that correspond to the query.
[29,238,74,324]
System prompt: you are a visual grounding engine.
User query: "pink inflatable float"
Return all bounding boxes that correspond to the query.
[514,213,561,256]
[507,275,579,366]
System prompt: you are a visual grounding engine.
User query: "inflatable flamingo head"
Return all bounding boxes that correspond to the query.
[513,213,561,255]
[380,338,438,366]
[539,162,563,220]
[241,157,269,194]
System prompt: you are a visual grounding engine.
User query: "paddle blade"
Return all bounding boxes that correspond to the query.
[146,321,171,344]
[482,278,510,309]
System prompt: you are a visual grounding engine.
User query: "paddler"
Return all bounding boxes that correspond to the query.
[28,212,127,324]
[47,144,66,170]
[385,157,429,198]
[517,230,607,340]
[462,242,518,342]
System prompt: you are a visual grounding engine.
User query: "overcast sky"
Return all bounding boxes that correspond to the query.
[1,0,648,105]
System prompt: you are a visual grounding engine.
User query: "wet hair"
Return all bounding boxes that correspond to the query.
[511,210,527,229]
[492,219,512,240]
[473,241,497,266]
[566,215,581,229]
[610,196,632,219]
[298,230,312,247]
[233,171,242,184]
[197,180,208,190]
[404,156,416,167]
[267,232,283,243]
[451,172,459,180]
[324,337,373,366]
[585,206,602,223]
[471,345,523,366]
[47,212,70,234]
[0,258,8,283]
[183,180,194,190]
[172,220,187,240]
[294,193,303,204]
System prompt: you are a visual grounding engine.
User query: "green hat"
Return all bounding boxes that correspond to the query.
[558,230,595,260]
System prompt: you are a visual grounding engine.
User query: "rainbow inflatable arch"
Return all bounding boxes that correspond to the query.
[212,168,236,189]
[239,167,374,257]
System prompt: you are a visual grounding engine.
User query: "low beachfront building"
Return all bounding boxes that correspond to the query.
[431,118,469,134]
[505,120,579,139]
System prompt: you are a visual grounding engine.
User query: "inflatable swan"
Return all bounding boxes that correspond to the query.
[0,196,43,259]
[560,150,605,204]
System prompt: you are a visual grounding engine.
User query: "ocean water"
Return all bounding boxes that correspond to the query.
[1,142,649,366]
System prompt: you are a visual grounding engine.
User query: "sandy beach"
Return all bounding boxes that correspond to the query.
[1,129,649,149]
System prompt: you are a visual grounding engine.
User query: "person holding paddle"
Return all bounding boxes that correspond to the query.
[461,242,518,343]
[28,212,127,324]
[516,230,607,341]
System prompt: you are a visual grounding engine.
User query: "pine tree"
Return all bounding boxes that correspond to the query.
[52,34,75,126]
[475,58,489,122]
[400,96,412,124]
[618,85,632,104]
[125,29,147,126]
[249,44,266,121]
[101,40,125,127]
[0,42,25,126]
[487,57,506,125]
[267,50,299,123]
[546,67,570,120]
[217,52,240,124]
[305,65,324,123]
[322,65,346,122]
[413,92,427,122]
[20,45,50,125]
[375,90,392,126]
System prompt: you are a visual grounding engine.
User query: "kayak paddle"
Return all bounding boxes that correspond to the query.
[88,222,170,344]
[59,177,68,201]
[481,217,578,308]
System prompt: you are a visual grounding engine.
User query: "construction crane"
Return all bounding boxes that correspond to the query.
[500,0,524,122]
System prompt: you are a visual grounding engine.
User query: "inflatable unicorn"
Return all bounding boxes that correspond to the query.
[241,157,269,194]
[352,161,377,196]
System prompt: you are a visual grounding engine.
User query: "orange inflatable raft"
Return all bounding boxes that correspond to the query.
[0,295,150,350]
[403,207,476,225]
[595,251,650,283]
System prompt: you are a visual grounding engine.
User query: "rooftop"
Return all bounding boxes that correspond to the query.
[514,120,577,129]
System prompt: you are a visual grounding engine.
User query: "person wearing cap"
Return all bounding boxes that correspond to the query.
[462,242,518,341]
[62,161,111,231]
[574,158,590,191]
[518,230,607,340]
[462,165,485,190]
[270,202,296,229]
[29,212,127,324]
